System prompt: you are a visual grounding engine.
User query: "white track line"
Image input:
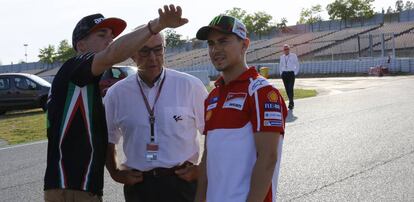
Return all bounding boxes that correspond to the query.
[0,140,47,151]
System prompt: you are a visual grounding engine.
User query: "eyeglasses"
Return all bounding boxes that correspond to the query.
[138,45,164,57]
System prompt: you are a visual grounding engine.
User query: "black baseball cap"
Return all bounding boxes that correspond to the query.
[72,13,127,50]
[196,15,247,40]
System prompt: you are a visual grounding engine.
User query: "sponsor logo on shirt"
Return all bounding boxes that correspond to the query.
[223,92,247,110]
[252,79,266,91]
[267,91,278,102]
[209,96,219,104]
[264,111,282,120]
[173,115,183,122]
[207,103,217,111]
[248,77,270,95]
[264,120,282,127]
[264,102,280,110]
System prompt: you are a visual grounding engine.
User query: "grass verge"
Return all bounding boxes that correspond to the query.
[280,89,317,100]
[0,109,46,145]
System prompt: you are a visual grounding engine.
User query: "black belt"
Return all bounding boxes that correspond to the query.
[134,161,193,178]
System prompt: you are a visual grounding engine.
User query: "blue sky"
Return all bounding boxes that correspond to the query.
[0,0,392,65]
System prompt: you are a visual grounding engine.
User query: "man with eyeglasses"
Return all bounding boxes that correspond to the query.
[279,44,299,110]
[104,31,208,201]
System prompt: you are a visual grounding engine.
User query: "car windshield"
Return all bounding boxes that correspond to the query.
[28,75,51,87]
[120,66,137,76]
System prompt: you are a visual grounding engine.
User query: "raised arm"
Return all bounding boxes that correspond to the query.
[91,5,188,76]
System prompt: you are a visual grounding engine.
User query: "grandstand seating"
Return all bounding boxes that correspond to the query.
[378,29,414,50]
[164,25,389,66]
[257,31,338,62]
[315,22,414,57]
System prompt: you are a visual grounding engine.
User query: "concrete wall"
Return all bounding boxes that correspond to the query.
[0,62,60,74]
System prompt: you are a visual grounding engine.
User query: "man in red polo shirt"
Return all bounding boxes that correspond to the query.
[195,15,288,202]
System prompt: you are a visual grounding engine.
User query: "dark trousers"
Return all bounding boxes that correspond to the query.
[281,71,295,106]
[124,175,197,202]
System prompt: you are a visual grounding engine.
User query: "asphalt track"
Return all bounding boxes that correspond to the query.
[0,75,413,201]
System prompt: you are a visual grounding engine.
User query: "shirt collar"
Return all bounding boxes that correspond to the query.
[138,68,165,88]
[214,66,259,87]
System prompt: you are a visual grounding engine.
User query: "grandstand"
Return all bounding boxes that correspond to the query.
[162,22,413,67]
[314,22,414,59]
[2,9,414,80]
[390,29,414,48]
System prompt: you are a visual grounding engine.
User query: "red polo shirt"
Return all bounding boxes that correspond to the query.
[203,67,287,202]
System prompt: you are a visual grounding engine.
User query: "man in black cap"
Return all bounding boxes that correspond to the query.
[44,5,188,201]
[194,15,287,202]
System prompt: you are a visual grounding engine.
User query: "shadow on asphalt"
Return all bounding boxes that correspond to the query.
[286,110,297,123]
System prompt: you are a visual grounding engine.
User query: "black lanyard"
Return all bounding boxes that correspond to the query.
[136,72,166,143]
[284,54,290,68]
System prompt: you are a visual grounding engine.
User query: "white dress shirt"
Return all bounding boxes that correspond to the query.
[104,68,208,171]
[279,53,300,75]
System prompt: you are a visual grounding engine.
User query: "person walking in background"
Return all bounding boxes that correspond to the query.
[44,5,188,202]
[279,44,299,110]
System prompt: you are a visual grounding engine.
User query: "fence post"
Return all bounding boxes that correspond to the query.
[381,33,385,57]
[392,34,396,58]
[357,35,361,58]
[369,34,373,57]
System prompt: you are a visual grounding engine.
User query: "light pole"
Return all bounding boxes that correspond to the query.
[23,43,28,63]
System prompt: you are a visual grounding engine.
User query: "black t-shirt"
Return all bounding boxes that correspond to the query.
[44,53,108,196]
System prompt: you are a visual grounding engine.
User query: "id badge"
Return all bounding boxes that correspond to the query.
[146,143,159,161]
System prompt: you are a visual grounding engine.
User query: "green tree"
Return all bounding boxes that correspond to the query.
[395,0,404,12]
[327,0,375,23]
[225,7,253,34]
[405,1,414,10]
[277,18,288,29]
[165,29,185,48]
[224,7,248,20]
[386,6,394,13]
[38,45,56,64]
[224,8,275,38]
[298,4,323,24]
[247,11,273,38]
[54,40,76,63]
